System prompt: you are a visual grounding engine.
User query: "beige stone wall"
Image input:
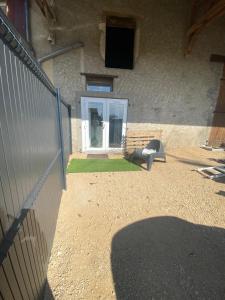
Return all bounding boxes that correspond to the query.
[30,0,225,151]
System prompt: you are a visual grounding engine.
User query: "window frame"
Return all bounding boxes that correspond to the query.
[81,73,118,93]
[105,16,136,70]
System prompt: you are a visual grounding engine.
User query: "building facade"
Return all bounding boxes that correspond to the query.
[30,0,225,152]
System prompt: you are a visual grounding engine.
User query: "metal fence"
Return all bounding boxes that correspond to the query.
[60,98,72,174]
[0,9,71,300]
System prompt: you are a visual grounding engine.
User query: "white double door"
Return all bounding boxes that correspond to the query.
[81,97,128,152]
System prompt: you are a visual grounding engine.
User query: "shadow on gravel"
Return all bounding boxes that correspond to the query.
[166,154,211,168]
[216,190,225,197]
[111,217,225,300]
[43,281,54,300]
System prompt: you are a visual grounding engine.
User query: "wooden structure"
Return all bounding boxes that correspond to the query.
[35,0,56,44]
[186,0,225,55]
[124,129,162,156]
[208,61,225,147]
[197,165,225,179]
[185,0,225,146]
[35,0,56,21]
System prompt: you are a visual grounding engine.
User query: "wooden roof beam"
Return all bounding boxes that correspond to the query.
[185,0,225,55]
[210,54,225,63]
[35,0,56,22]
[187,0,225,36]
[35,0,56,44]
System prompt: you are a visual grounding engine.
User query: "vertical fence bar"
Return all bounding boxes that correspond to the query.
[68,105,73,154]
[56,88,66,189]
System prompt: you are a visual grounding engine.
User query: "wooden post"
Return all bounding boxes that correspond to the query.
[208,56,225,147]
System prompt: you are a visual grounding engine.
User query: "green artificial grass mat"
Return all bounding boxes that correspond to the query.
[67,159,141,173]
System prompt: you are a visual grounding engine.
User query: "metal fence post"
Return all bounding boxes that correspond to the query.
[56,88,66,189]
[68,105,73,154]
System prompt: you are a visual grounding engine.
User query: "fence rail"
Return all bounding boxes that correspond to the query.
[0,8,71,299]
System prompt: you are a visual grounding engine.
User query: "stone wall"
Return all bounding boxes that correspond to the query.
[30,0,225,151]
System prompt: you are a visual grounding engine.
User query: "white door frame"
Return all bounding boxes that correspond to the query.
[81,97,128,153]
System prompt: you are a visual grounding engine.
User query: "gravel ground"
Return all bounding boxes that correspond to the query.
[44,148,225,300]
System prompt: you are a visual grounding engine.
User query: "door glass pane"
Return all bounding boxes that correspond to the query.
[109,103,124,148]
[88,102,103,148]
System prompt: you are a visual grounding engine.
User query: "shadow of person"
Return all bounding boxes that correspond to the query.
[111,217,225,300]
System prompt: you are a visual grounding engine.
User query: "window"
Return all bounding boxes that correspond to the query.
[87,82,112,93]
[82,73,116,93]
[105,16,135,70]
